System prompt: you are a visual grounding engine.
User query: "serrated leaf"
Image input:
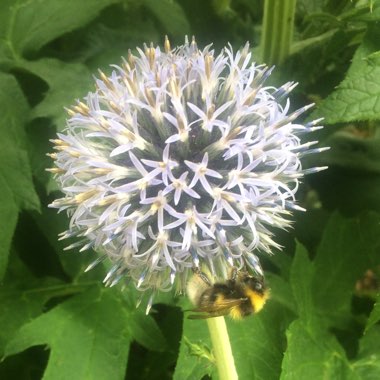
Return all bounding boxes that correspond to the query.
[312,212,380,326]
[281,319,355,380]
[0,73,40,279]
[0,254,65,356]
[5,287,132,380]
[281,213,380,379]
[143,0,190,36]
[312,26,380,124]
[16,58,93,128]
[0,0,120,58]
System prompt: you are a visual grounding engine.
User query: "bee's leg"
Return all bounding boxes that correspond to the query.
[230,266,238,282]
[192,266,212,286]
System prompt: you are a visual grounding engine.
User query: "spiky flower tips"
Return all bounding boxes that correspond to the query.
[48,37,326,313]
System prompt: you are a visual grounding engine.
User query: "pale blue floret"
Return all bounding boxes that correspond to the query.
[48,37,326,311]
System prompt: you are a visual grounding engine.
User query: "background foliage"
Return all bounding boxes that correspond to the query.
[1,0,380,379]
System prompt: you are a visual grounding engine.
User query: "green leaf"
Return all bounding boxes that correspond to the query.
[211,0,232,16]
[0,254,65,356]
[0,73,40,279]
[281,319,355,380]
[265,273,297,313]
[312,213,380,326]
[228,302,292,380]
[346,2,380,22]
[0,73,40,210]
[296,0,324,13]
[267,249,294,278]
[289,243,315,322]
[25,119,57,192]
[16,58,93,128]
[143,0,190,36]
[30,206,97,280]
[128,312,167,352]
[312,25,380,124]
[126,305,182,380]
[174,317,214,380]
[281,238,359,379]
[365,293,380,333]
[5,287,132,380]
[281,213,380,379]
[175,302,293,380]
[0,0,120,58]
[320,129,380,174]
[352,325,380,378]
[0,179,18,280]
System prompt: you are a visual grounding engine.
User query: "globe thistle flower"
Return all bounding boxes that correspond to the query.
[48,36,326,312]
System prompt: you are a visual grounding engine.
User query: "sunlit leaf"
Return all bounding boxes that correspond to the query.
[5,287,133,380]
[312,25,380,124]
[0,0,120,57]
[281,319,355,380]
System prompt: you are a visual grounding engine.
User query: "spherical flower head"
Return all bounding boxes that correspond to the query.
[48,36,326,311]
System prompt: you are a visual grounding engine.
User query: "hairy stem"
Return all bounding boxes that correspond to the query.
[261,0,297,65]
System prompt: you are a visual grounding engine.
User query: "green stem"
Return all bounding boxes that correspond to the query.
[207,317,238,380]
[261,0,297,65]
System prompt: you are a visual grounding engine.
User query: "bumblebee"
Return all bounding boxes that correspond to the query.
[186,267,269,319]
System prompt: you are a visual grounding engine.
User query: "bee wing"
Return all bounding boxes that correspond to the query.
[187,298,247,319]
[188,310,231,319]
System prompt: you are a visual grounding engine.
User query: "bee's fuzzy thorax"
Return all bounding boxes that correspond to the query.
[245,287,270,314]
